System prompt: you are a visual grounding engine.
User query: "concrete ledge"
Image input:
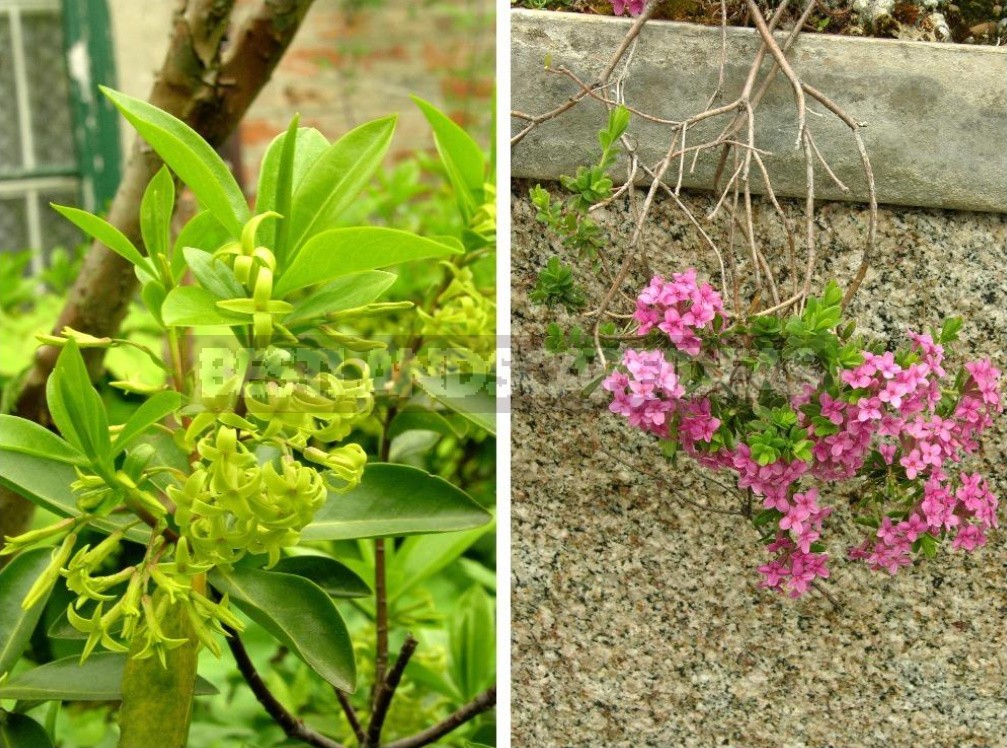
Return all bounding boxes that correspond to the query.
[511,9,1007,212]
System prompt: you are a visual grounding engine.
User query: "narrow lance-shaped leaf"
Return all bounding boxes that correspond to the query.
[449,585,496,700]
[0,415,87,466]
[111,390,182,456]
[46,340,111,469]
[51,205,154,277]
[285,270,396,325]
[254,117,316,260]
[209,567,356,692]
[388,520,494,604]
[286,115,397,256]
[183,248,245,300]
[416,374,496,437]
[102,87,248,236]
[255,126,330,223]
[412,96,486,220]
[275,227,460,297]
[172,211,230,282]
[140,165,175,270]
[387,406,466,441]
[0,452,148,543]
[0,549,58,676]
[302,463,491,541]
[0,653,217,701]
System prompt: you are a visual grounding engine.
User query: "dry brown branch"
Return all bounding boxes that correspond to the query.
[512,0,878,370]
[510,0,663,145]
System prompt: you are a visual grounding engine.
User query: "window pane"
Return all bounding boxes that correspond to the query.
[0,15,24,171]
[22,11,76,169]
[0,195,29,253]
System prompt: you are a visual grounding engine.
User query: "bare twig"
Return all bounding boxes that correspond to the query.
[366,635,419,747]
[227,629,346,748]
[371,537,389,708]
[382,687,497,748]
[511,0,663,145]
[335,690,366,746]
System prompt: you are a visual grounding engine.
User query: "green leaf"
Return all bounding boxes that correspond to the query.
[275,228,458,297]
[209,567,355,692]
[402,659,463,701]
[173,211,231,282]
[388,520,494,603]
[161,286,249,327]
[102,87,248,236]
[285,271,396,325]
[0,653,217,701]
[45,341,110,466]
[271,555,371,598]
[939,316,963,344]
[387,406,466,441]
[0,549,56,676]
[415,374,496,436]
[412,96,485,220]
[111,391,182,456]
[287,115,397,254]
[0,415,87,466]
[458,558,496,592]
[256,124,330,262]
[302,464,491,541]
[449,585,495,700]
[183,248,245,300]
[140,166,175,267]
[262,117,299,261]
[117,601,199,748]
[51,205,153,276]
[141,281,167,326]
[0,453,148,544]
[0,712,54,748]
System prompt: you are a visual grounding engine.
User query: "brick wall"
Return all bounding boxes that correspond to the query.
[236,0,495,198]
[110,0,495,201]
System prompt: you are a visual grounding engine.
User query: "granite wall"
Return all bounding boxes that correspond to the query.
[511,182,1007,747]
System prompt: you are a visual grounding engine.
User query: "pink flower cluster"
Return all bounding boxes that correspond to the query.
[611,0,645,16]
[848,472,998,574]
[603,350,720,448]
[633,270,724,356]
[757,488,833,597]
[606,286,1003,596]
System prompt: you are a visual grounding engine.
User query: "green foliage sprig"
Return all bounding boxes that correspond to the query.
[0,88,496,748]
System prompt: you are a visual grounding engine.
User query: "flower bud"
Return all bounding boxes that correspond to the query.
[22,532,77,610]
[1,517,76,555]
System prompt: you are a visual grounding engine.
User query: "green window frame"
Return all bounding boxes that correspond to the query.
[0,0,120,271]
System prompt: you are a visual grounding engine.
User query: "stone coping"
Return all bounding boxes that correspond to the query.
[511,9,1007,212]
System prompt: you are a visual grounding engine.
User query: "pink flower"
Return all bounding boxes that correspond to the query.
[952,524,986,551]
[632,271,723,357]
[878,443,897,464]
[819,393,845,425]
[611,0,645,16]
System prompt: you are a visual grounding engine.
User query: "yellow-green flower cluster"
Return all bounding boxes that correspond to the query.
[169,360,373,569]
[419,265,496,367]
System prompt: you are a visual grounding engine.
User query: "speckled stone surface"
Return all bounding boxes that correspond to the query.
[510,183,1007,748]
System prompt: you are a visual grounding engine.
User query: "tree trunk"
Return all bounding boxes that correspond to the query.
[0,0,316,559]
